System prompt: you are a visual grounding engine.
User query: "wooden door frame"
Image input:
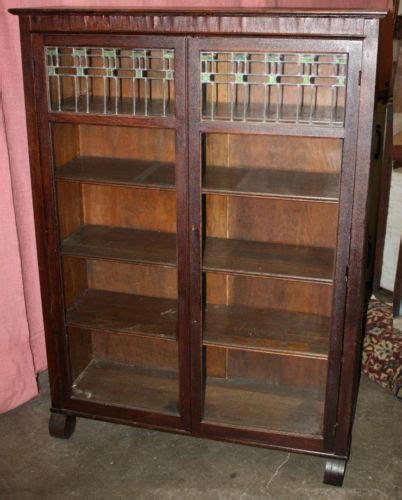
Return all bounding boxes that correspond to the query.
[187,35,363,455]
[27,31,192,431]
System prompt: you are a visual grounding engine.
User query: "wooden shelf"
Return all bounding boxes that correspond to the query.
[204,376,324,435]
[204,303,330,358]
[67,289,177,339]
[203,237,334,283]
[72,359,179,415]
[56,96,175,118]
[203,166,339,202]
[57,157,175,191]
[62,225,177,266]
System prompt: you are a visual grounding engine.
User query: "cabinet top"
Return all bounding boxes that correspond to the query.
[9,5,389,18]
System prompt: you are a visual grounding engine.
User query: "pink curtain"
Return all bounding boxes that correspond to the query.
[0,0,391,413]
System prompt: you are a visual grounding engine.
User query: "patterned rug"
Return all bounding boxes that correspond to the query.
[363,297,402,399]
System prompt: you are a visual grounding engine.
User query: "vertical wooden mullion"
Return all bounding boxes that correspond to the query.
[188,38,204,431]
[174,36,192,431]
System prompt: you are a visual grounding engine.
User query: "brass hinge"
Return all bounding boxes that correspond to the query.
[358,70,362,86]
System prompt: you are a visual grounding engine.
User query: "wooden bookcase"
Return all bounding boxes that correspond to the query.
[11,7,386,486]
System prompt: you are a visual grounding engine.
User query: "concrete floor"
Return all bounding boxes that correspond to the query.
[0,374,400,499]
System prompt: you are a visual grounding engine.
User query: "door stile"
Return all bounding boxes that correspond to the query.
[188,38,204,432]
[322,42,363,451]
[174,36,193,430]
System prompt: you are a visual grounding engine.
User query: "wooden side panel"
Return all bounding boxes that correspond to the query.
[68,326,93,382]
[52,123,80,167]
[62,256,88,308]
[56,180,82,239]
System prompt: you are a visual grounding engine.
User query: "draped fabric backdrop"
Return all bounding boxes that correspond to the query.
[0,0,392,413]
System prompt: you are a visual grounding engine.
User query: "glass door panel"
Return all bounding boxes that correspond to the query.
[201,133,342,435]
[46,39,184,418]
[52,121,179,415]
[189,38,361,438]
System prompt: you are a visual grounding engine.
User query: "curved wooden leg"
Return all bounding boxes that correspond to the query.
[49,412,76,439]
[323,458,347,486]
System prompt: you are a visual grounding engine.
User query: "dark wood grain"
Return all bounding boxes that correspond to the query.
[61,225,177,267]
[73,359,179,415]
[67,289,177,339]
[204,303,330,356]
[57,156,175,190]
[203,237,334,282]
[203,166,339,201]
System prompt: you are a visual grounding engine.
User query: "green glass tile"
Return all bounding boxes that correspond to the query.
[133,49,146,58]
[265,54,280,63]
[337,76,346,86]
[46,47,57,56]
[235,73,244,84]
[200,53,215,62]
[103,49,116,58]
[334,55,347,65]
[76,67,85,76]
[163,50,174,59]
[202,73,212,83]
[165,70,174,80]
[302,75,312,85]
[47,66,56,76]
[233,53,247,62]
[106,68,115,77]
[266,74,277,84]
[135,69,144,78]
[300,55,315,64]
[73,48,86,57]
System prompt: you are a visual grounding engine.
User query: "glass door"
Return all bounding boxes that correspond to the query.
[35,35,189,429]
[188,37,362,445]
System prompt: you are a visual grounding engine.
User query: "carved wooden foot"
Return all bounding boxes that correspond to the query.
[323,458,347,486]
[49,412,76,439]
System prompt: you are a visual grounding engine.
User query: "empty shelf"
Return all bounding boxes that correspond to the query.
[67,289,177,339]
[204,377,324,435]
[57,156,175,190]
[62,225,176,266]
[72,360,179,415]
[203,166,339,201]
[203,237,334,283]
[204,303,330,357]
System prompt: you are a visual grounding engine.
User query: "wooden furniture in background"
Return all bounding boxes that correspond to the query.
[11,6,386,487]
